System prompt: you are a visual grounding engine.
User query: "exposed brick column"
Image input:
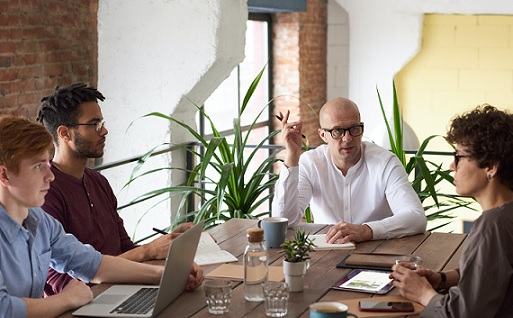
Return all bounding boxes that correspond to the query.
[272,0,327,148]
[0,0,98,118]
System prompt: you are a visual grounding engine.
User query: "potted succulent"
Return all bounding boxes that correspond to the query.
[280,229,316,292]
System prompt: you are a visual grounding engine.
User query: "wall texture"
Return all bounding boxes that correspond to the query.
[97,0,248,238]
[0,0,98,117]
[333,0,513,145]
[394,14,513,231]
[327,0,349,101]
[397,14,513,148]
[273,0,327,147]
[0,0,248,239]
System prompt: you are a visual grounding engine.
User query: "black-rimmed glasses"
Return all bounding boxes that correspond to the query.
[68,120,106,132]
[453,152,471,168]
[322,123,364,139]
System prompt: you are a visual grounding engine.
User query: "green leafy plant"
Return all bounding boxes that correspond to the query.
[280,229,316,262]
[377,82,476,230]
[122,66,282,230]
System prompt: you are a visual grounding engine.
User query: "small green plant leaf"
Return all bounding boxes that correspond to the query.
[280,229,316,262]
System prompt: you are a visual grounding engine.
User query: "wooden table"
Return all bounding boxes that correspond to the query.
[62,218,466,318]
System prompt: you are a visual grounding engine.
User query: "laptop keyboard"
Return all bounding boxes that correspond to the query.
[110,287,158,315]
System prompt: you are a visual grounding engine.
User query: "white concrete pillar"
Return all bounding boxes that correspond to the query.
[97,0,247,239]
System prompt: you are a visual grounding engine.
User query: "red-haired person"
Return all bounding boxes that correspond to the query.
[0,115,203,317]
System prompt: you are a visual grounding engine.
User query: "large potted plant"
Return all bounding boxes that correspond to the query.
[280,229,316,292]
[377,82,476,230]
[121,66,283,233]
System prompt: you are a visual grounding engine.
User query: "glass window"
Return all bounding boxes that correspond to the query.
[203,19,270,134]
[199,17,272,217]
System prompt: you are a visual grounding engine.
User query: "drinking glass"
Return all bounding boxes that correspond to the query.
[395,255,423,269]
[263,281,289,317]
[204,280,232,314]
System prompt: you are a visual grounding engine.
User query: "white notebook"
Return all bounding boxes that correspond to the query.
[194,232,238,266]
[310,234,355,250]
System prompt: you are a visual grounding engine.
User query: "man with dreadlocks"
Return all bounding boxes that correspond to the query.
[37,83,200,296]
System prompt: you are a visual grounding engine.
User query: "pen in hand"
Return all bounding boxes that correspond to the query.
[152,227,168,235]
[275,114,306,138]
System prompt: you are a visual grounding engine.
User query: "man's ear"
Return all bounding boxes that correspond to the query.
[0,166,10,186]
[318,128,328,143]
[56,125,71,142]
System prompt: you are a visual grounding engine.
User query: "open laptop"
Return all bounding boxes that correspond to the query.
[72,221,204,317]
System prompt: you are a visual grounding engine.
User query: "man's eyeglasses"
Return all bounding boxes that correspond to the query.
[322,123,364,139]
[68,120,106,132]
[453,152,471,168]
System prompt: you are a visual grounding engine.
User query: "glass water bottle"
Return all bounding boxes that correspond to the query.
[243,228,269,301]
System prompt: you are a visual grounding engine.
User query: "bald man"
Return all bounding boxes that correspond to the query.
[272,97,426,244]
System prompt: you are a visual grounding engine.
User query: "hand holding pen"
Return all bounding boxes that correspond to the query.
[276,110,304,167]
[153,222,194,236]
[154,224,217,242]
[153,227,180,240]
[153,227,168,235]
[275,111,306,139]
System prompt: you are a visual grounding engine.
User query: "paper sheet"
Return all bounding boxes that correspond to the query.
[206,264,285,282]
[310,234,355,250]
[194,232,238,266]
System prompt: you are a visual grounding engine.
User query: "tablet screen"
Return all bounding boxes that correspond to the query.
[332,269,394,294]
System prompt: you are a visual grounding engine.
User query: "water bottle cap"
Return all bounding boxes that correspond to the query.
[247,228,264,242]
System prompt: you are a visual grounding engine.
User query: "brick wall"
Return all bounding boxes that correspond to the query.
[0,0,98,118]
[273,0,327,147]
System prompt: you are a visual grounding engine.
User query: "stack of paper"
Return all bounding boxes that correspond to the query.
[309,234,355,250]
[194,232,238,266]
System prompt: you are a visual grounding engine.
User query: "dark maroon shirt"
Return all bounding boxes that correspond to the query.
[42,163,137,295]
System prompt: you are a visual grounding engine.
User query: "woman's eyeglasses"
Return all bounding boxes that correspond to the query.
[453,152,471,168]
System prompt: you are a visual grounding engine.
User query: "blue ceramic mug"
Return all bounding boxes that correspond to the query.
[257,217,288,248]
[310,302,357,318]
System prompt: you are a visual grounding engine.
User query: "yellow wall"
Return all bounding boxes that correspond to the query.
[396,14,513,149]
[396,14,513,232]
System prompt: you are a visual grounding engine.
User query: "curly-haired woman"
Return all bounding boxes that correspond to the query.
[391,105,513,317]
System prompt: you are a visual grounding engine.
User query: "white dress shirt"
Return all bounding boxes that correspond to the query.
[272,142,426,240]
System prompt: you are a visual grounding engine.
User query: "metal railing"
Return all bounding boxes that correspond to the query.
[94,136,456,213]
[95,140,454,173]
[94,120,271,172]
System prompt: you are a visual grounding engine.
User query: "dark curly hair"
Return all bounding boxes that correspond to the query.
[446,104,513,190]
[36,83,105,142]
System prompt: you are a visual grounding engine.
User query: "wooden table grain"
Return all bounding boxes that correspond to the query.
[61,218,466,318]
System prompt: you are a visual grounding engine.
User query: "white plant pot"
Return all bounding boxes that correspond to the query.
[283,260,310,292]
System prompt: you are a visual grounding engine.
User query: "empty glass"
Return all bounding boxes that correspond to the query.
[263,281,289,317]
[204,280,232,314]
